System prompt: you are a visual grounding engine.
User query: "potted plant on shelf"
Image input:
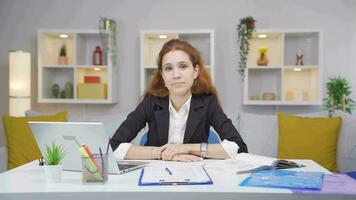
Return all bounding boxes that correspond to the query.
[43,142,65,182]
[58,44,68,65]
[237,16,256,78]
[323,76,355,117]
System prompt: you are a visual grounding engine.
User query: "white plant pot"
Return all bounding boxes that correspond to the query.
[44,164,63,182]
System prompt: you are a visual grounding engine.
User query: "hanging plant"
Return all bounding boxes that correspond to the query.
[237,16,256,78]
[323,76,355,117]
[99,17,118,67]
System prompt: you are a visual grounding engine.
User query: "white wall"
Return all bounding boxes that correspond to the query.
[1,0,356,147]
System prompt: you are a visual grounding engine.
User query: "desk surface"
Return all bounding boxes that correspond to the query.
[0,159,354,200]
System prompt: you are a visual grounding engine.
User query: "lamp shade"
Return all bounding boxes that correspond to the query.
[9,51,31,116]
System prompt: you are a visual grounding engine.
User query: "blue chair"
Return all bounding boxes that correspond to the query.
[139,130,220,146]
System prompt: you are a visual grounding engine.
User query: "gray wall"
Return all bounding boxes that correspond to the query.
[1,0,356,147]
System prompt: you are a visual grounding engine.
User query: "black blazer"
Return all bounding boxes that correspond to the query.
[111,94,248,153]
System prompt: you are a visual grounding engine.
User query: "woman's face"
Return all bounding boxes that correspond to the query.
[161,50,199,97]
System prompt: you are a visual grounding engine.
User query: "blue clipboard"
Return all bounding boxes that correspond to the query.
[138,165,213,186]
[240,170,324,190]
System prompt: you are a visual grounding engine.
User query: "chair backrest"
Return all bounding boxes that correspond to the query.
[139,129,221,146]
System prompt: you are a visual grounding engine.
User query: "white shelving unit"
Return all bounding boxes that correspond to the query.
[244,29,322,105]
[140,30,215,94]
[37,29,118,104]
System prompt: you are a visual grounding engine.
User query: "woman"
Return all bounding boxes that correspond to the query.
[111,39,247,162]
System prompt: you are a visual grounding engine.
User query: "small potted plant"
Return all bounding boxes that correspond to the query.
[58,44,68,65]
[237,16,256,78]
[43,142,65,182]
[323,76,355,117]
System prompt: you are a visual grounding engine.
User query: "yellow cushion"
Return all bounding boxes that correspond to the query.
[277,112,341,172]
[2,112,67,170]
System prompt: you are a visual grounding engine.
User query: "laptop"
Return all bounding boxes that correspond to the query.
[28,121,148,174]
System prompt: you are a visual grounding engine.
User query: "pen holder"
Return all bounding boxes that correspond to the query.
[82,153,108,184]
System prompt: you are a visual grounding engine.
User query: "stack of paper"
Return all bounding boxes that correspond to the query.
[139,164,212,186]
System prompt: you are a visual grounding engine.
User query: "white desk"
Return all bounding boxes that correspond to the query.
[0,160,354,200]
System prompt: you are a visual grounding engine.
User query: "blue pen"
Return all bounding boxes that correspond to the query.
[165,167,173,175]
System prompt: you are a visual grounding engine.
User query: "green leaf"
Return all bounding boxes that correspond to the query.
[43,142,65,165]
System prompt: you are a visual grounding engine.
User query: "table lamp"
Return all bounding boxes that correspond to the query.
[9,51,31,117]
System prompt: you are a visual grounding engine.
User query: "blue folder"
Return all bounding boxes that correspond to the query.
[138,166,213,186]
[240,170,324,190]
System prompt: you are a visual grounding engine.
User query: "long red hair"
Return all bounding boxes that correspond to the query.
[145,39,220,105]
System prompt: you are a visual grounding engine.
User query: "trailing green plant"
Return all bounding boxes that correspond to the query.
[43,142,65,165]
[59,44,67,57]
[237,16,256,78]
[323,76,355,117]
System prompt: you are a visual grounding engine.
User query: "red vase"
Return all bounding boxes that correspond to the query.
[93,46,103,65]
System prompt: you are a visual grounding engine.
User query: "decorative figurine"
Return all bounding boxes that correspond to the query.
[296,50,303,66]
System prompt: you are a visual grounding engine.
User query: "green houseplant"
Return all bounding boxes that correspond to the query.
[323,76,355,117]
[237,16,256,78]
[58,44,68,65]
[43,142,65,182]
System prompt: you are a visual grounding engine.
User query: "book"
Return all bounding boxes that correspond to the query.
[84,76,100,83]
[240,170,324,190]
[220,153,305,174]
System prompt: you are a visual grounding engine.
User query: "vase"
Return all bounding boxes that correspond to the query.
[44,164,63,182]
[51,83,60,98]
[58,56,68,65]
[257,52,268,66]
[64,82,73,98]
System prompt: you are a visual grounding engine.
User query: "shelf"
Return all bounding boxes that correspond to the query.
[244,29,322,106]
[39,32,75,66]
[247,32,283,66]
[246,68,282,102]
[283,68,319,102]
[76,32,107,65]
[41,67,74,99]
[244,100,321,105]
[38,29,117,104]
[247,66,282,69]
[38,98,113,104]
[284,32,319,66]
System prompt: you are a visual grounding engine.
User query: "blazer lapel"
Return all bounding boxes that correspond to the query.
[153,97,169,144]
[184,95,204,143]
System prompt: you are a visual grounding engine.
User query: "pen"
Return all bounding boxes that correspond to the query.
[99,147,104,162]
[165,167,173,175]
[106,137,112,155]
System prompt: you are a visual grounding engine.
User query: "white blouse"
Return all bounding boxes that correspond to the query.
[113,96,239,160]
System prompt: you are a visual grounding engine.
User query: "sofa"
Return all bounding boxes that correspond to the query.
[1,110,355,173]
[236,111,356,173]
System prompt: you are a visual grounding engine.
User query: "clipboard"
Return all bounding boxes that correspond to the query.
[240,170,324,190]
[138,165,213,186]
